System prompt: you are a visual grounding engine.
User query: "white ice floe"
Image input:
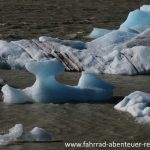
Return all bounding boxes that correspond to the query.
[1,59,113,104]
[114,91,150,124]
[0,124,52,145]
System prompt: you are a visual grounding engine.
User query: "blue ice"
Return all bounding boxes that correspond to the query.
[120,5,150,30]
[2,59,113,104]
[88,28,111,38]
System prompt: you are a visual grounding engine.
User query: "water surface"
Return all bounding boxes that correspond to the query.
[0,70,149,150]
[0,0,149,40]
[0,0,150,149]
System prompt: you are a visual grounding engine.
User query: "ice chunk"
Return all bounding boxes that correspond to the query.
[0,40,33,69]
[39,36,86,50]
[2,59,113,104]
[87,28,111,38]
[30,127,52,141]
[0,124,23,145]
[114,91,150,124]
[0,124,52,145]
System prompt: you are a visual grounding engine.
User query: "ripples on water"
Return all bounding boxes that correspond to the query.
[0,0,150,40]
[0,0,150,149]
[0,70,149,150]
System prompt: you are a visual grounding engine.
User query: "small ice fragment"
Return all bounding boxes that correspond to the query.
[0,124,52,145]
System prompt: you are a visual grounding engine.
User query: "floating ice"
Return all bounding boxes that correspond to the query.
[87,28,111,38]
[0,124,52,145]
[1,59,113,104]
[115,91,150,124]
[0,5,149,75]
[30,127,52,141]
[114,91,150,124]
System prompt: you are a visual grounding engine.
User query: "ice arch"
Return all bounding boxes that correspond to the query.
[2,59,113,104]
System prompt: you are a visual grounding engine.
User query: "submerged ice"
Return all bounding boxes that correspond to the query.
[0,124,52,145]
[2,59,113,104]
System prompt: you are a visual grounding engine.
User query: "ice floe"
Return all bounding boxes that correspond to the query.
[0,124,52,145]
[114,91,150,124]
[1,59,113,104]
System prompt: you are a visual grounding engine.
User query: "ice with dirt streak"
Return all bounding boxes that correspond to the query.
[0,5,149,75]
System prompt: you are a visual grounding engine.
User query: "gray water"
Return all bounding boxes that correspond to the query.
[0,0,150,149]
[0,0,150,41]
[0,70,149,150]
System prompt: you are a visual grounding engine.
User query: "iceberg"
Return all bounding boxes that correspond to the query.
[1,59,113,104]
[0,124,52,145]
[0,5,149,75]
[114,91,150,124]
[0,28,149,75]
[120,6,150,30]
